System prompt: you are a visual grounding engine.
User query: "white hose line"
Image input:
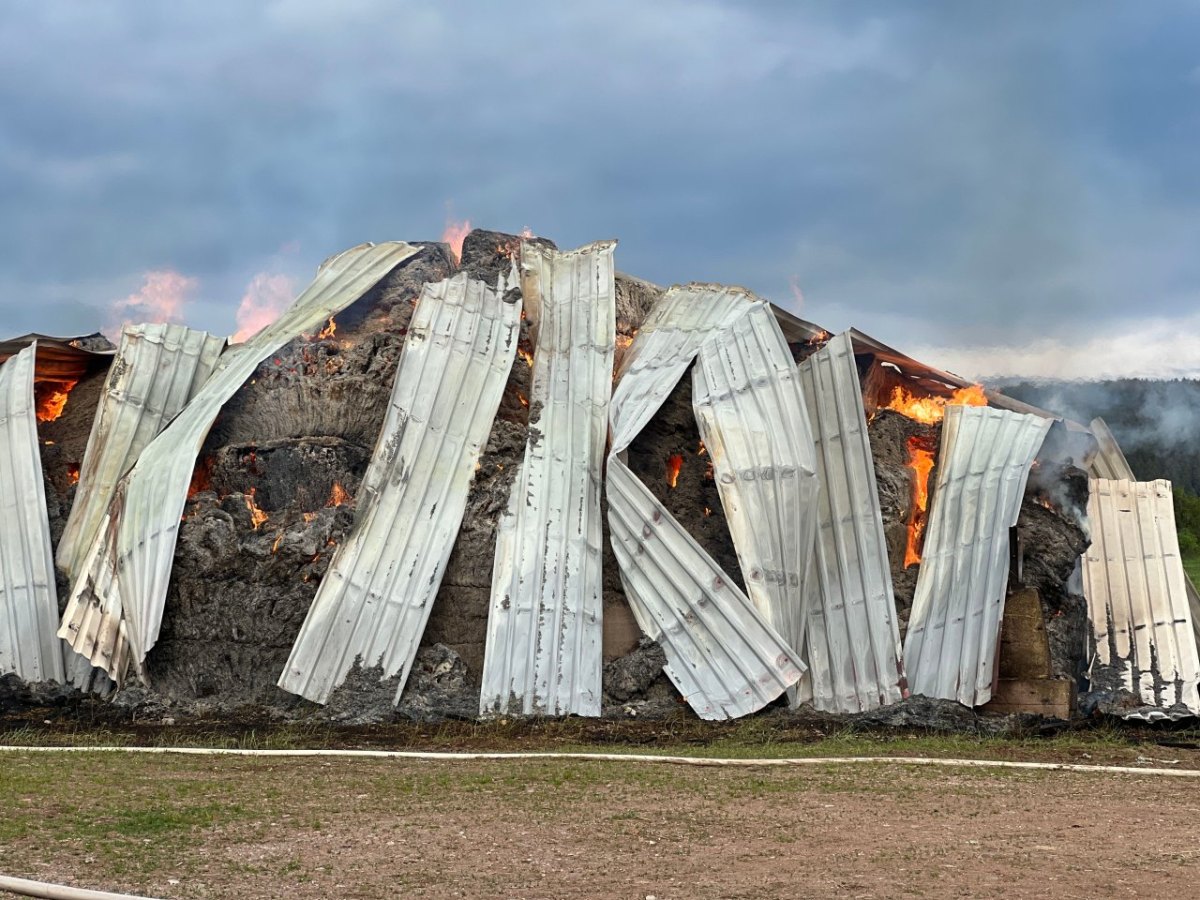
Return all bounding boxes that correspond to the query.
[0,875,159,900]
[1,745,1198,777]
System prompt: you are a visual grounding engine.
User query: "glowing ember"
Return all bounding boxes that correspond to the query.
[187,458,214,499]
[616,334,634,351]
[317,317,337,340]
[516,390,529,408]
[302,512,317,524]
[697,440,707,456]
[882,383,987,425]
[67,463,80,485]
[272,532,284,554]
[441,217,471,263]
[704,461,714,481]
[244,488,269,530]
[807,329,832,345]
[518,347,534,368]
[665,453,684,489]
[904,436,937,568]
[327,482,350,507]
[704,506,712,517]
[35,381,77,422]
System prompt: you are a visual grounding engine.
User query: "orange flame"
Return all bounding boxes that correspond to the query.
[904,436,937,568]
[697,440,707,457]
[807,329,832,345]
[327,482,350,507]
[67,463,80,485]
[244,488,269,529]
[303,511,317,524]
[516,390,529,408]
[35,381,77,422]
[520,226,534,239]
[233,272,295,343]
[272,532,284,554]
[106,270,194,340]
[518,347,534,368]
[882,383,987,425]
[442,218,471,264]
[317,317,337,340]
[187,457,214,499]
[666,453,684,489]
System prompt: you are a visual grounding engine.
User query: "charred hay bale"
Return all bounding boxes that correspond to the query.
[208,437,370,512]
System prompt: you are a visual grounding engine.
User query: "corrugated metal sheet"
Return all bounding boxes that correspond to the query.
[56,324,225,580]
[607,285,804,720]
[0,333,114,382]
[0,344,65,683]
[279,270,521,704]
[1087,417,1135,480]
[691,302,819,672]
[59,242,420,683]
[480,241,615,716]
[795,332,905,712]
[1082,478,1200,715]
[903,405,1050,707]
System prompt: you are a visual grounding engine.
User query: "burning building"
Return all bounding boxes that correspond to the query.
[1,229,1196,723]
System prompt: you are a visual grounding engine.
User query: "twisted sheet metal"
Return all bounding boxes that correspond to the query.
[56,324,225,580]
[480,241,615,716]
[607,285,804,720]
[903,406,1050,707]
[59,242,419,683]
[0,333,114,382]
[691,302,819,675]
[280,271,521,704]
[1087,417,1135,481]
[1082,478,1200,715]
[796,332,905,712]
[0,344,65,683]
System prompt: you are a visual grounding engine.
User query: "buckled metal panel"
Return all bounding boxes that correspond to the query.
[59,242,420,683]
[1082,478,1200,716]
[280,271,520,704]
[56,324,225,580]
[607,285,804,720]
[903,405,1050,707]
[1087,417,1135,481]
[0,344,65,683]
[480,241,615,716]
[796,332,905,712]
[692,303,819,673]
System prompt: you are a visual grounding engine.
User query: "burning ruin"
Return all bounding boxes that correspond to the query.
[1,229,1196,724]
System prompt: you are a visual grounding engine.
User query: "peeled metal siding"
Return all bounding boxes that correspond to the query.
[480,242,615,716]
[796,332,905,712]
[56,324,225,580]
[59,242,420,683]
[903,406,1050,707]
[1082,478,1200,715]
[1087,417,1135,481]
[280,271,521,704]
[0,344,65,683]
[607,285,804,720]
[691,302,819,673]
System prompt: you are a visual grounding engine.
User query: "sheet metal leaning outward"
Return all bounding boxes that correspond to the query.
[480,241,615,716]
[691,303,819,677]
[903,406,1050,707]
[607,285,805,720]
[1087,417,1135,481]
[280,271,521,704]
[0,345,65,683]
[56,324,226,581]
[59,242,420,683]
[795,332,905,712]
[1082,478,1200,716]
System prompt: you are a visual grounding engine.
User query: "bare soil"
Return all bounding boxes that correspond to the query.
[3,751,1200,899]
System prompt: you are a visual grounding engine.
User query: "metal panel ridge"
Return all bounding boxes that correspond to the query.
[279,270,521,704]
[903,405,1050,707]
[1082,478,1200,715]
[796,332,905,712]
[59,242,420,683]
[607,286,804,720]
[1087,417,1135,481]
[0,344,65,683]
[480,240,615,716]
[56,323,226,581]
[691,303,819,682]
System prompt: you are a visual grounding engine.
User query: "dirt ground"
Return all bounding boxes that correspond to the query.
[3,749,1200,899]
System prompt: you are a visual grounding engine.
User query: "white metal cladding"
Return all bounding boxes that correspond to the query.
[903,405,1050,707]
[279,271,521,704]
[607,286,804,720]
[56,324,226,581]
[795,332,905,712]
[58,242,420,683]
[1087,417,1135,481]
[691,302,819,675]
[0,344,66,683]
[480,241,615,716]
[1082,478,1200,715]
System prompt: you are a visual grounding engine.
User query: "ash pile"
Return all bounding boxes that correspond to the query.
[2,229,1197,728]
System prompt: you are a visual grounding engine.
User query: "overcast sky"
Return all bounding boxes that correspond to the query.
[2,2,1198,378]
